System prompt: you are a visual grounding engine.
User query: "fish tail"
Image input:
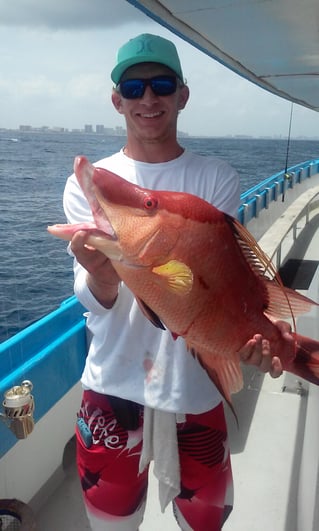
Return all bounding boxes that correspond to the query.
[289,333,319,385]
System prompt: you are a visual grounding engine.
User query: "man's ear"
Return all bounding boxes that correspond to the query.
[112,89,124,114]
[178,84,190,110]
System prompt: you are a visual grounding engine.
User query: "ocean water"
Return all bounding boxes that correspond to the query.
[0,131,318,342]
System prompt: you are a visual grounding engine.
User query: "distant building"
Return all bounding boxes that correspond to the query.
[177,130,189,138]
[104,127,117,135]
[114,126,126,136]
[84,124,93,133]
[96,124,105,134]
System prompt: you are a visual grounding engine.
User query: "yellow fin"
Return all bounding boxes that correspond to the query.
[152,260,193,294]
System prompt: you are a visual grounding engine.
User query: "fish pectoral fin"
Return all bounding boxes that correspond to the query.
[193,349,243,410]
[152,260,193,295]
[136,297,166,330]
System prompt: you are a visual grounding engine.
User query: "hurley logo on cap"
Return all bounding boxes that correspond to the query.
[136,35,155,55]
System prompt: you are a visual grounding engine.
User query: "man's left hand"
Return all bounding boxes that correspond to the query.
[239,321,294,378]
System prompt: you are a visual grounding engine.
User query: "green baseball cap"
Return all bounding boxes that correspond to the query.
[111,33,184,84]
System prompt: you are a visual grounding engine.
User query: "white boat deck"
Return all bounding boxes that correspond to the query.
[34,195,319,530]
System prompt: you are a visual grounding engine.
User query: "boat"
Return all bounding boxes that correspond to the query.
[1,2,319,529]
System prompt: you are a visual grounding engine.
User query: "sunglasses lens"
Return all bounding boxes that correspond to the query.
[119,79,145,99]
[151,76,177,95]
[119,76,177,99]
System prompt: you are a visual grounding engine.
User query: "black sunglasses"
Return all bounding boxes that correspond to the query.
[118,75,178,99]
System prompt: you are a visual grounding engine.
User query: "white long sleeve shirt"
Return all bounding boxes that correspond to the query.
[63,148,240,414]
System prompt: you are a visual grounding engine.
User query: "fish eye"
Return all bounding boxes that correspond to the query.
[143,195,158,210]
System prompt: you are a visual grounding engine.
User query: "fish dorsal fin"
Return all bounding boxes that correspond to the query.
[228,216,299,327]
[136,297,166,330]
[229,216,278,280]
[152,260,193,294]
[264,280,318,319]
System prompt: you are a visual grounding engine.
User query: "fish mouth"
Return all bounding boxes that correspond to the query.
[93,202,117,241]
[74,155,117,241]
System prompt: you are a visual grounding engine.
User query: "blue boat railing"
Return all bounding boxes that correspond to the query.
[238,159,319,225]
[0,296,87,457]
[1,158,319,457]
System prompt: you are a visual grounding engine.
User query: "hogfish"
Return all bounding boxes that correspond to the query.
[48,156,319,404]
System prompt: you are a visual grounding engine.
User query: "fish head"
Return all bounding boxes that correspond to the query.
[74,156,188,266]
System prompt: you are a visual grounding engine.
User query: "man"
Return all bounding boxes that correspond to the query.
[64,33,289,531]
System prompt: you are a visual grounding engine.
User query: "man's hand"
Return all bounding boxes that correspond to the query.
[239,321,294,378]
[71,230,120,308]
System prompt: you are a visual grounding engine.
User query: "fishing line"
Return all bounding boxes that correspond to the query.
[282,102,294,202]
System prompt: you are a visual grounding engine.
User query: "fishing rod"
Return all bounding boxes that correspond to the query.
[282,102,294,202]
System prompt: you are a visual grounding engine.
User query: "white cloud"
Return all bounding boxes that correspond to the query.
[65,73,106,99]
[22,76,60,97]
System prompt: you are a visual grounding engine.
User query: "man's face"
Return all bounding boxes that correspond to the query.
[112,62,189,145]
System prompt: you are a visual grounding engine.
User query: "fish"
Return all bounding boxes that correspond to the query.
[48,155,319,405]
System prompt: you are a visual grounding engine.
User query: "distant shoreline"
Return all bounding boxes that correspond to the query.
[1,128,318,141]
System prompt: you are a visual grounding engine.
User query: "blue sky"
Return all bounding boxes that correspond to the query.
[1,0,318,137]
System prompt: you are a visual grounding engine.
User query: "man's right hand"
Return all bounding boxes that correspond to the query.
[71,230,120,308]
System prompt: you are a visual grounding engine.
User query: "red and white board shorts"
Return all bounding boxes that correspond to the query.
[76,390,233,531]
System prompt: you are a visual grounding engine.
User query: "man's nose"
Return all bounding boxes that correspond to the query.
[141,85,158,103]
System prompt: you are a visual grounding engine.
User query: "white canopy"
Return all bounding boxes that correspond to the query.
[128,0,319,111]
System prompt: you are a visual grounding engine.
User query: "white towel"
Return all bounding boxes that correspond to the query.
[139,407,184,512]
